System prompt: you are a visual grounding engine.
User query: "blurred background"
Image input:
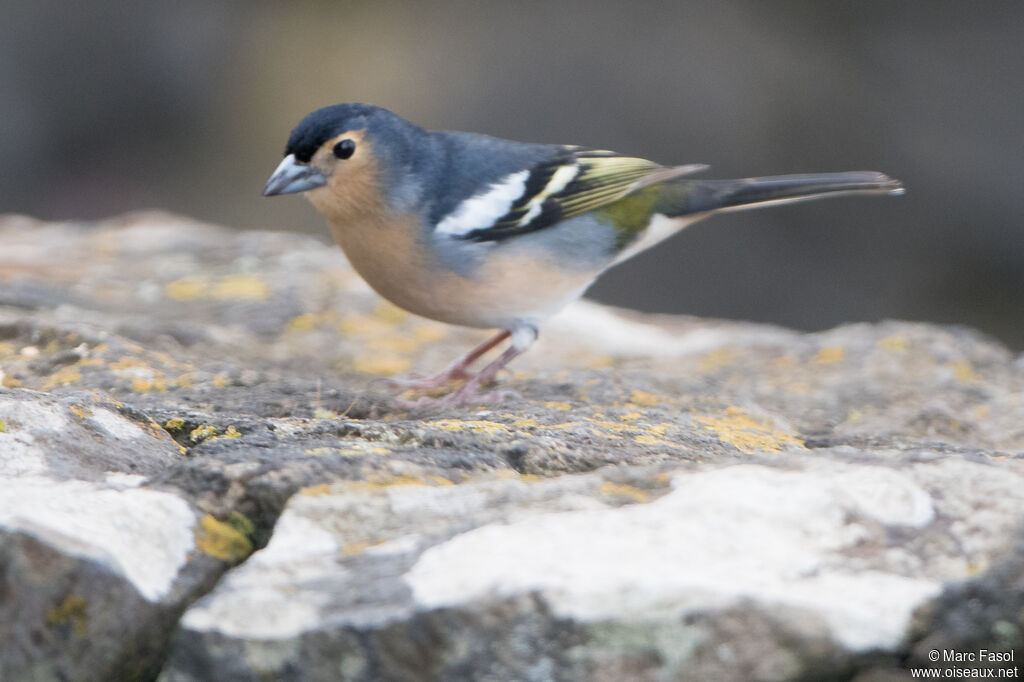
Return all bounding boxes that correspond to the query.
[3,1,1022,347]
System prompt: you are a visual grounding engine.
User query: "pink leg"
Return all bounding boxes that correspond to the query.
[382,329,511,390]
[396,325,538,408]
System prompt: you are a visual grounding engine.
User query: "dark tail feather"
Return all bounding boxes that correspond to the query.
[679,171,904,215]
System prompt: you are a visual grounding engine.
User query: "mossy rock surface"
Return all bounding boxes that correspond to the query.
[0,213,1022,681]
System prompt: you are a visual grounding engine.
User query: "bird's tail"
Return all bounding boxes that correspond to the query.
[672,171,904,216]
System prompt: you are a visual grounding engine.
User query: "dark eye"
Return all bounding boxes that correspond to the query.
[333,139,356,159]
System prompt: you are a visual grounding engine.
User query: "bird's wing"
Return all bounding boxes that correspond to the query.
[457,148,706,243]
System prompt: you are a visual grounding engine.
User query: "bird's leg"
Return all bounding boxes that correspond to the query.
[382,329,511,390]
[399,324,538,408]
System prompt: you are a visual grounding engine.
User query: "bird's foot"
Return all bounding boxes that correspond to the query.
[382,326,533,410]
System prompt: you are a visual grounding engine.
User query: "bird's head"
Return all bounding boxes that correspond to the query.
[263,103,424,217]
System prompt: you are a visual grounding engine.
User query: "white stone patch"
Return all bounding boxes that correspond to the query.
[435,170,530,237]
[88,407,148,440]
[180,507,339,639]
[104,472,147,488]
[836,466,935,527]
[0,398,70,431]
[546,301,792,359]
[611,212,704,266]
[0,431,49,476]
[405,465,942,652]
[0,399,72,476]
[0,476,196,601]
[181,586,329,641]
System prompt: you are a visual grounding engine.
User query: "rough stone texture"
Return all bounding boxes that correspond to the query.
[0,212,1021,681]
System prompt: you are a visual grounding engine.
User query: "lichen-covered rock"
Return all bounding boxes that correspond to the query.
[0,213,1021,681]
[158,457,1024,682]
[0,390,247,681]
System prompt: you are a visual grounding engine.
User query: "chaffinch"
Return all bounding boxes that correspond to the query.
[264,103,903,406]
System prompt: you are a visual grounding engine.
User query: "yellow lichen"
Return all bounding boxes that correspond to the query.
[373,301,408,324]
[509,418,538,429]
[0,420,5,433]
[426,419,510,435]
[619,411,643,421]
[68,403,91,419]
[634,434,684,449]
[220,425,242,439]
[109,356,148,370]
[151,351,190,370]
[971,404,992,420]
[600,481,651,503]
[353,355,411,376]
[195,514,253,562]
[699,348,735,372]
[877,334,909,352]
[189,424,217,443]
[584,418,638,433]
[313,409,338,420]
[694,406,805,454]
[339,314,394,337]
[164,417,186,431]
[342,541,373,555]
[374,337,421,354]
[413,326,447,342]
[947,360,980,383]
[340,474,429,492]
[46,595,88,638]
[813,347,845,364]
[131,376,168,392]
[42,365,82,390]
[301,484,332,496]
[226,511,255,538]
[212,375,228,388]
[545,401,573,411]
[164,274,271,302]
[629,390,659,407]
[286,313,320,332]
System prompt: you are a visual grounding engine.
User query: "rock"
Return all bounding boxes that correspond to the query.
[0,212,1021,681]
[0,390,230,681]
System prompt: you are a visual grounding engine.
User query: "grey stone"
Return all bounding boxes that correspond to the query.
[0,213,1021,681]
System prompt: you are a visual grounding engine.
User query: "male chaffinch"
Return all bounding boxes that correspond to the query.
[264,103,903,406]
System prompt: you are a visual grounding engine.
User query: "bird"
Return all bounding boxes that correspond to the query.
[264,103,903,407]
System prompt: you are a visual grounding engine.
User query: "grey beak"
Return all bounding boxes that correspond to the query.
[263,154,327,196]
